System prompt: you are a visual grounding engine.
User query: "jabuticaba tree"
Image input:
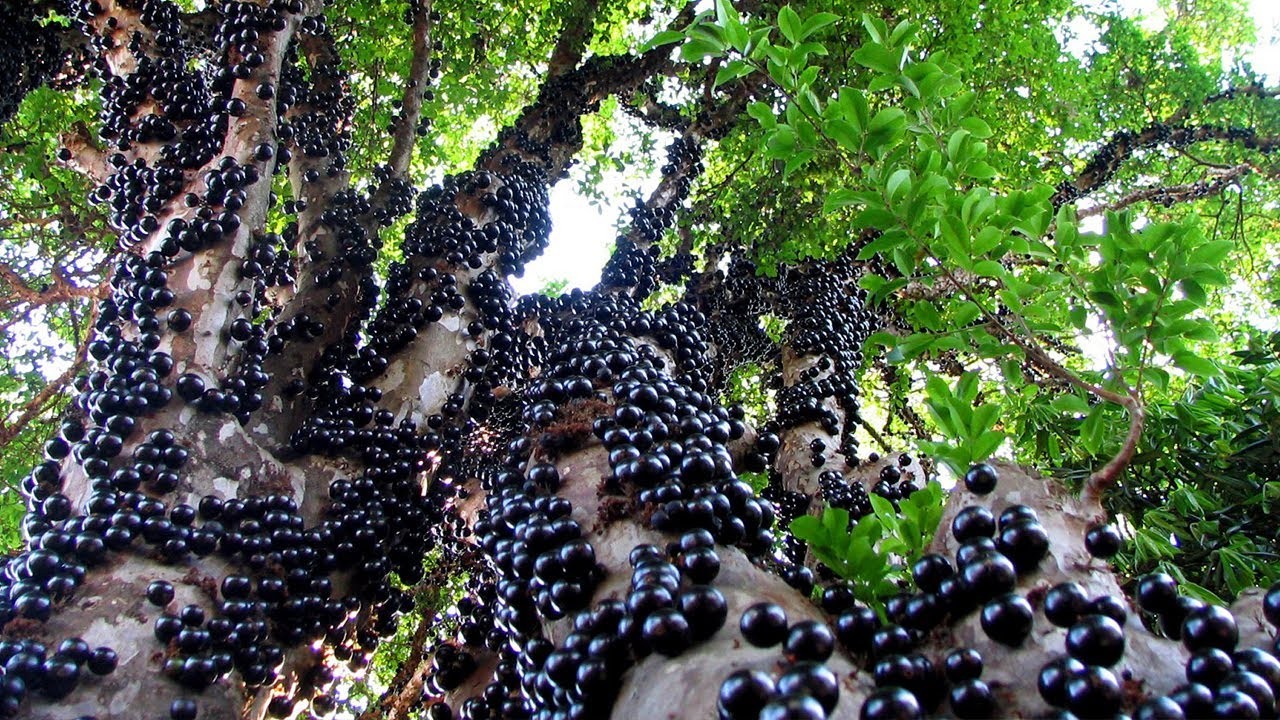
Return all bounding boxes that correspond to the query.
[1,0,1279,719]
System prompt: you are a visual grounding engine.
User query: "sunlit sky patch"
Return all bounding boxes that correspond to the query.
[511,0,1280,296]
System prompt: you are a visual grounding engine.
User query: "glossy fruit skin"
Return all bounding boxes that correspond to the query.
[860,686,923,720]
[739,602,788,648]
[1137,573,1180,614]
[1161,596,1205,640]
[836,606,880,653]
[959,552,1017,602]
[1212,690,1260,719]
[760,695,826,720]
[998,504,1038,529]
[1065,614,1126,667]
[1180,604,1238,652]
[679,585,727,640]
[146,579,175,606]
[1185,648,1233,686]
[1065,665,1121,719]
[951,507,996,543]
[943,648,983,683]
[1218,670,1276,717]
[980,593,1034,646]
[1169,682,1215,718]
[963,464,998,495]
[718,669,777,720]
[169,699,198,720]
[1263,581,1280,627]
[784,620,835,662]
[1087,595,1127,626]
[1141,568,1177,614]
[910,554,953,594]
[1134,695,1186,720]
[949,679,996,719]
[1038,656,1086,708]
[996,519,1049,573]
[641,608,691,657]
[778,661,840,713]
[1083,523,1123,558]
[1043,582,1089,628]
[1233,648,1280,693]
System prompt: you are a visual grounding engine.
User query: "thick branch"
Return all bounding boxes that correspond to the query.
[382,1,436,183]
[0,263,107,318]
[57,123,110,184]
[546,0,599,78]
[1052,123,1280,207]
[1077,163,1255,218]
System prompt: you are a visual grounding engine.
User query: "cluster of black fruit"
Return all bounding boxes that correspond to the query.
[868,460,923,502]
[0,1,470,718]
[774,257,877,464]
[0,637,118,712]
[1052,121,1279,205]
[693,251,784,391]
[817,469,872,519]
[721,600,843,719]
[0,2,76,125]
[712,462,1280,720]
[603,133,704,294]
[396,283,787,719]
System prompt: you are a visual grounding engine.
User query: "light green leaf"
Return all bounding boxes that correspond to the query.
[799,12,841,40]
[1172,351,1221,377]
[641,30,686,51]
[778,6,803,42]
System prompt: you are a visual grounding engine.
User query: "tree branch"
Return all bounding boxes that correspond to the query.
[546,0,599,78]
[0,262,108,320]
[1077,163,1255,218]
[57,123,110,184]
[382,0,436,184]
[1052,123,1280,207]
[0,305,94,449]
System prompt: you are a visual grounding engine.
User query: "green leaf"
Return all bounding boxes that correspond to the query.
[641,30,686,51]
[888,19,916,47]
[959,117,993,138]
[823,507,851,536]
[714,0,747,51]
[747,101,776,128]
[799,12,841,40]
[869,494,897,528]
[790,515,824,544]
[823,188,861,212]
[778,6,803,43]
[885,168,912,204]
[825,118,861,152]
[860,13,887,43]
[764,125,797,157]
[853,43,902,75]
[1172,351,1221,377]
[837,86,870,131]
[1080,404,1107,456]
[680,36,724,62]
[1051,394,1090,414]
[714,59,755,87]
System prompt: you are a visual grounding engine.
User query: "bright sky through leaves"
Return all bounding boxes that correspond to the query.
[512,0,1280,296]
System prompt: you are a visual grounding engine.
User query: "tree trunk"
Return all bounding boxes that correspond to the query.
[6,2,1278,720]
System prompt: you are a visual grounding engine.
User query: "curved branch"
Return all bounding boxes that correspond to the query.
[1077,163,1255,218]
[1052,123,1280,207]
[381,0,436,184]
